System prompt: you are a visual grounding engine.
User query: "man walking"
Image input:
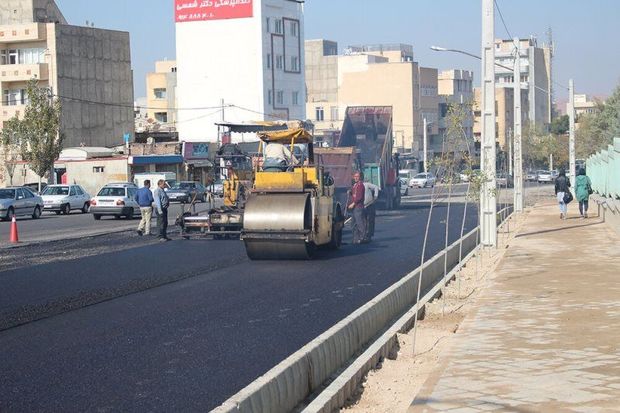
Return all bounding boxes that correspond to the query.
[363,180,380,242]
[154,179,170,241]
[348,172,366,245]
[135,180,154,236]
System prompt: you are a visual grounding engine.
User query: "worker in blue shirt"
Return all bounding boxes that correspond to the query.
[135,180,155,236]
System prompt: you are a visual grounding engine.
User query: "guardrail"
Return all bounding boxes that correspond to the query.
[586,137,620,200]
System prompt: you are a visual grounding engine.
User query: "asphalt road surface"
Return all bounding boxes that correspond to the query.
[0,198,480,412]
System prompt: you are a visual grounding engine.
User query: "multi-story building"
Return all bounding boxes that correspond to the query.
[438,70,475,155]
[0,0,134,148]
[175,0,305,143]
[146,60,177,128]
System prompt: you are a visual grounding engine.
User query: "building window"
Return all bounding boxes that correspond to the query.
[276,90,284,105]
[171,67,177,73]
[276,55,283,70]
[154,88,167,99]
[291,56,299,71]
[265,17,270,33]
[275,19,283,34]
[292,91,299,106]
[0,48,45,65]
[266,53,271,69]
[3,89,27,106]
[315,106,324,121]
[155,112,168,123]
[330,106,339,121]
[290,21,299,37]
[93,166,105,173]
[268,89,273,105]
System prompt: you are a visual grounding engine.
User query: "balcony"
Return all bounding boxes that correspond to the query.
[0,63,49,82]
[1,105,26,122]
[0,23,47,44]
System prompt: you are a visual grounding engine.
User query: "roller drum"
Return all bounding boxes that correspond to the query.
[242,193,315,260]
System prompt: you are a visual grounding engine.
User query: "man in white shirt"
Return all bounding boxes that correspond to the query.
[363,180,380,242]
[263,142,298,171]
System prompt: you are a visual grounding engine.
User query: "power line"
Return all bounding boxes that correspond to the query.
[494,0,514,41]
[52,93,228,111]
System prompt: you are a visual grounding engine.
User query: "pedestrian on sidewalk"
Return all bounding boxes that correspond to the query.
[554,168,571,220]
[154,179,170,242]
[363,180,380,242]
[348,171,366,245]
[135,180,154,236]
[575,168,593,219]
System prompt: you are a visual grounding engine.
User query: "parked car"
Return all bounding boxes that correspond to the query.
[399,178,409,196]
[459,167,480,183]
[23,182,48,194]
[0,187,43,220]
[537,170,554,183]
[165,181,207,203]
[41,184,91,215]
[496,172,514,188]
[209,180,224,198]
[409,172,436,188]
[525,171,538,182]
[89,183,140,220]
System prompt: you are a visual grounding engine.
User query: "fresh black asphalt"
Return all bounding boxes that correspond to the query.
[0,199,479,412]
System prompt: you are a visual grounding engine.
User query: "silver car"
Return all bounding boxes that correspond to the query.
[0,187,44,220]
[537,170,554,183]
[41,184,91,215]
[409,173,437,188]
[89,183,141,220]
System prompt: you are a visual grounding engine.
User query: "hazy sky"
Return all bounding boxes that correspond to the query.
[56,0,619,101]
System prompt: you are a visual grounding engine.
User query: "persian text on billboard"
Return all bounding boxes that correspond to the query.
[175,0,253,23]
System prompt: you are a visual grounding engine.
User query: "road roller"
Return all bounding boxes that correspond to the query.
[241,127,345,260]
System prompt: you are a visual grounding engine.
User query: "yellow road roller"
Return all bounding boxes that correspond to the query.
[241,127,345,260]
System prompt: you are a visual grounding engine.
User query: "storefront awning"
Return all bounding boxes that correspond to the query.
[186,159,214,168]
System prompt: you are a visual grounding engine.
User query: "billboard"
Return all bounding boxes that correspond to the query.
[175,0,253,23]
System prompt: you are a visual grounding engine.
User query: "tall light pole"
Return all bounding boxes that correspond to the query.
[423,118,434,173]
[480,0,497,247]
[513,37,524,212]
[568,79,576,194]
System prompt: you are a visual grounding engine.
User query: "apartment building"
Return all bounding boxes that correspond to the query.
[0,0,134,148]
[146,60,177,128]
[175,0,305,143]
[438,69,475,154]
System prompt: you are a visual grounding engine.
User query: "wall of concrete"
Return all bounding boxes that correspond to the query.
[54,24,134,148]
[0,0,66,25]
[63,157,129,196]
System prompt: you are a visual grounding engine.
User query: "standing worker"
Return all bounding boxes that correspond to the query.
[554,168,571,220]
[348,172,366,245]
[135,179,154,236]
[363,179,380,242]
[575,168,593,219]
[154,179,171,242]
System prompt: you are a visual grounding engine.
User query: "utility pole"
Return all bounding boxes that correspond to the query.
[513,37,524,212]
[568,79,576,193]
[480,0,497,247]
[508,128,513,175]
[423,118,428,173]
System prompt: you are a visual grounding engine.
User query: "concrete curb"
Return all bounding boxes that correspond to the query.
[212,227,480,413]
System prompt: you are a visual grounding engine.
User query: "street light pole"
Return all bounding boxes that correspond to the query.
[423,118,428,173]
[568,79,576,193]
[513,37,524,212]
[481,0,497,247]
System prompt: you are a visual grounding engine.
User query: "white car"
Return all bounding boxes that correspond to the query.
[409,173,436,188]
[537,170,554,183]
[89,183,141,220]
[399,178,409,196]
[41,184,91,215]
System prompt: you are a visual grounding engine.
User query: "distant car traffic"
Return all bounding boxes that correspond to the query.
[496,172,514,188]
[89,182,140,220]
[537,170,554,183]
[0,187,43,220]
[525,171,538,182]
[165,181,207,203]
[399,178,409,196]
[41,184,91,215]
[409,173,436,188]
[459,168,480,183]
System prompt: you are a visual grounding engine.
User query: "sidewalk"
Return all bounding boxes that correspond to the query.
[410,202,620,413]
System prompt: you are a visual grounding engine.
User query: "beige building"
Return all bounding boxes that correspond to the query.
[146,60,177,128]
[0,0,134,149]
[306,40,426,152]
[571,94,599,118]
[437,69,475,155]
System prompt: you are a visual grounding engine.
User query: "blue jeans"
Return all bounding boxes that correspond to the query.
[557,192,567,215]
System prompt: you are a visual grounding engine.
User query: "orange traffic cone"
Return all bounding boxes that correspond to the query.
[9,216,19,243]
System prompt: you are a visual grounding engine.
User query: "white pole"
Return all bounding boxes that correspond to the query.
[423,117,428,173]
[513,37,524,212]
[568,79,576,193]
[550,153,554,171]
[480,0,497,247]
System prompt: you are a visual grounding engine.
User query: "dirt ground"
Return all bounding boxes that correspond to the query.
[341,212,527,413]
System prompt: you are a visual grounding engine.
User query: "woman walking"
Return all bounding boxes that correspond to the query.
[554,168,571,220]
[575,168,592,218]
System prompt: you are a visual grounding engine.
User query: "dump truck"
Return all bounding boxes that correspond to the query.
[338,106,401,209]
[241,127,345,260]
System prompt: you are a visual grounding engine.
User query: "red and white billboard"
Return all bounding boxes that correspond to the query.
[175,0,253,23]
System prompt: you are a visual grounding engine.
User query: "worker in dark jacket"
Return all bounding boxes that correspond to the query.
[554,168,571,220]
[348,172,366,244]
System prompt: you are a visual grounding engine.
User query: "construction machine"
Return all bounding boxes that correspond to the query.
[241,127,345,260]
